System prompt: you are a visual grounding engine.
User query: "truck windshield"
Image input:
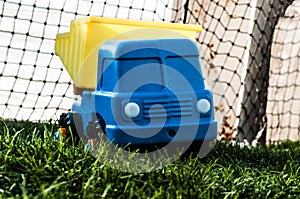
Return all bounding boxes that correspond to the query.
[102,58,163,92]
[165,56,204,91]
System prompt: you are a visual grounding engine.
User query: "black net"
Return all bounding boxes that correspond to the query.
[0,0,299,144]
[266,1,300,143]
[184,0,298,145]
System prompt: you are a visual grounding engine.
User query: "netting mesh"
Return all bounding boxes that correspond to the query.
[266,0,300,143]
[0,0,183,121]
[0,0,299,144]
[185,0,298,144]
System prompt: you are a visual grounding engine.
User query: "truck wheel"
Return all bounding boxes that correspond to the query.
[57,112,84,145]
[86,113,106,139]
[95,113,106,135]
[85,113,107,150]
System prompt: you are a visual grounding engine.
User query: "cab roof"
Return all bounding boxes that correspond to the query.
[98,38,199,60]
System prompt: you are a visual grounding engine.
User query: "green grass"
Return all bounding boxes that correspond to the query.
[0,120,299,198]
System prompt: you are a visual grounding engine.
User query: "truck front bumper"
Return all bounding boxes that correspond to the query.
[105,120,217,145]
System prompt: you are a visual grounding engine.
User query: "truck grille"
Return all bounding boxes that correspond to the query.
[143,98,193,119]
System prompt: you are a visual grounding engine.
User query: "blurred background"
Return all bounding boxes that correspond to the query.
[0,0,299,145]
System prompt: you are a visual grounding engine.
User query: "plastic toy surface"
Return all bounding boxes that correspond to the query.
[55,16,217,148]
[55,16,202,89]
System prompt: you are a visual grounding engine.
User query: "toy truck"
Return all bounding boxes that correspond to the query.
[55,16,217,149]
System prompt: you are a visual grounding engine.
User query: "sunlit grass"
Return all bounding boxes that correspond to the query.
[0,120,299,198]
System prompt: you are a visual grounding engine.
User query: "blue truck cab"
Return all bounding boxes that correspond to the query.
[64,38,217,146]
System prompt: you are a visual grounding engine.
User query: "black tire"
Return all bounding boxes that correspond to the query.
[57,112,84,145]
[86,113,106,143]
[95,113,106,134]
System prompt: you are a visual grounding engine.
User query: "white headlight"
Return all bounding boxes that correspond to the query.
[196,99,211,114]
[124,102,140,118]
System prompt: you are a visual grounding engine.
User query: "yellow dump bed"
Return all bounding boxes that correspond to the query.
[55,16,202,89]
